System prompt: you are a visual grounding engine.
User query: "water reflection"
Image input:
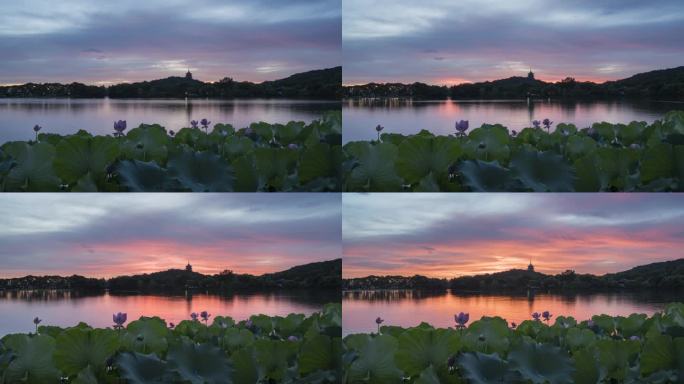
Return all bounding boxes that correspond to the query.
[0,98,340,142]
[343,99,684,142]
[0,289,339,335]
[342,289,683,334]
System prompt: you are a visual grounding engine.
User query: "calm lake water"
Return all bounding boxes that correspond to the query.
[343,290,681,335]
[343,99,684,142]
[0,290,338,335]
[0,98,339,143]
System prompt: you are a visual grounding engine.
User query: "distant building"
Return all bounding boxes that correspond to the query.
[527,68,535,80]
[185,69,193,80]
[527,260,535,272]
[185,262,193,272]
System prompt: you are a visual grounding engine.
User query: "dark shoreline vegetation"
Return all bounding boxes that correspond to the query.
[343,303,684,383]
[343,66,684,100]
[342,111,684,192]
[0,112,341,192]
[0,304,341,383]
[0,259,341,293]
[0,67,342,100]
[343,258,684,292]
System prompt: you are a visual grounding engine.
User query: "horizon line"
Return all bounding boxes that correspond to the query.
[342,65,683,88]
[0,66,342,88]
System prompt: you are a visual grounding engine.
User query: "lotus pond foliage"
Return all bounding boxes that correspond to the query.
[343,111,684,192]
[0,113,341,192]
[343,303,684,384]
[0,304,341,383]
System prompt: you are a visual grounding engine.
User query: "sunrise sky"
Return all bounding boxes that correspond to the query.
[343,194,684,278]
[343,0,684,85]
[0,0,340,85]
[0,194,341,278]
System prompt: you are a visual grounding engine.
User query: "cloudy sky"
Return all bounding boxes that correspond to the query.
[343,194,684,278]
[0,194,340,278]
[343,0,684,85]
[0,0,340,85]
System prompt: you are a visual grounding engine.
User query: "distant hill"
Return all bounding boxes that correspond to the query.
[0,259,341,293]
[343,258,684,292]
[0,67,342,100]
[344,66,684,100]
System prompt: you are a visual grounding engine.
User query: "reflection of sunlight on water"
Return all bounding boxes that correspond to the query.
[0,290,337,335]
[342,99,683,142]
[342,289,678,334]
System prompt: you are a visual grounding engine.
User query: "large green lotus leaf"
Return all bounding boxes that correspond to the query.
[674,337,684,380]
[72,365,98,384]
[591,314,617,334]
[461,317,511,355]
[231,155,258,192]
[616,313,648,337]
[299,143,339,184]
[116,352,174,384]
[223,136,255,159]
[249,314,275,334]
[115,160,176,192]
[223,328,254,351]
[592,122,618,141]
[619,121,647,144]
[254,339,298,381]
[54,327,119,376]
[275,121,305,144]
[2,141,60,191]
[394,328,460,376]
[347,334,402,384]
[508,341,575,384]
[53,135,118,183]
[641,143,674,183]
[173,320,211,342]
[168,149,235,192]
[565,328,596,351]
[210,316,236,330]
[457,352,515,384]
[273,313,306,337]
[254,147,298,190]
[249,122,275,141]
[573,155,601,191]
[464,124,511,163]
[579,147,639,191]
[123,317,170,355]
[595,339,640,381]
[414,172,441,192]
[664,111,684,133]
[298,334,337,375]
[510,149,575,191]
[37,132,64,146]
[641,334,676,376]
[515,127,546,146]
[2,334,61,383]
[167,338,233,384]
[565,135,597,160]
[345,142,403,191]
[395,136,462,184]
[572,348,600,384]
[122,124,170,163]
[71,172,99,192]
[210,123,235,139]
[230,347,260,384]
[457,160,520,192]
[413,365,441,384]
[380,133,407,146]
[174,127,212,150]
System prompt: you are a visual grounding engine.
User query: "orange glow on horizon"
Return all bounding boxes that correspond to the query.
[343,228,681,279]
